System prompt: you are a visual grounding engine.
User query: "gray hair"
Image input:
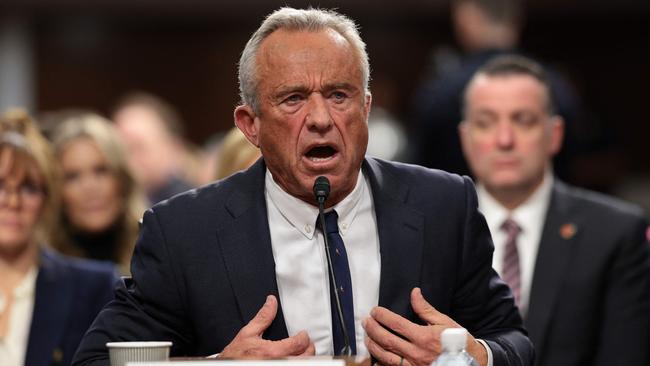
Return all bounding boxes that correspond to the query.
[238,7,370,113]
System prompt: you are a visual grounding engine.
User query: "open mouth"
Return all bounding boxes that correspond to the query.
[305,145,338,162]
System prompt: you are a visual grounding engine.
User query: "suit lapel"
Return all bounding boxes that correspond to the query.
[364,159,425,321]
[215,160,288,340]
[525,181,580,353]
[25,249,74,366]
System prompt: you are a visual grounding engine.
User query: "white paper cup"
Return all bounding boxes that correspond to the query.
[106,341,172,366]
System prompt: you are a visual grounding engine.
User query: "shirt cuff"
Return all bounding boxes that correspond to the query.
[476,339,493,366]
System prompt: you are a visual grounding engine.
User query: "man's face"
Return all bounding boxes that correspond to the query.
[236,28,370,206]
[459,74,563,196]
[113,105,178,192]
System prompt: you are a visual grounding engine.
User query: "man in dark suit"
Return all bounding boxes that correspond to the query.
[458,55,650,366]
[73,7,533,366]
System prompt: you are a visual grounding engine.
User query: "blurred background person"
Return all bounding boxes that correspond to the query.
[411,0,584,181]
[458,55,650,366]
[111,91,196,205]
[213,126,260,180]
[50,113,146,274]
[0,109,116,366]
[365,107,409,162]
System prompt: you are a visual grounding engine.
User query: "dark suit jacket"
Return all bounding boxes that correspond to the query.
[525,181,650,366]
[73,158,534,365]
[25,248,117,366]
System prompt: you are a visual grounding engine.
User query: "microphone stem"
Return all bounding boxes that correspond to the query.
[318,199,352,356]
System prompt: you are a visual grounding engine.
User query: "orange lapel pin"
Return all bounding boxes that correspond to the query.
[560,223,577,240]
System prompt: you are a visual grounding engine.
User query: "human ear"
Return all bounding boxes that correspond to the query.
[234,105,261,148]
[548,116,565,156]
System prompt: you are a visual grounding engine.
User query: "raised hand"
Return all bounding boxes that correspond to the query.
[220,295,315,358]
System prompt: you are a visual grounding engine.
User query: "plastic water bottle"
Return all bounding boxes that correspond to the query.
[431,328,479,366]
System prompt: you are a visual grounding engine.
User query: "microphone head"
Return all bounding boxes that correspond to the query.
[313,176,330,203]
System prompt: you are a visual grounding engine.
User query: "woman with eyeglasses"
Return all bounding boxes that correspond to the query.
[0,109,116,366]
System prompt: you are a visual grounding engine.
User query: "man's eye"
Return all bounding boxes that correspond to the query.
[284,94,303,104]
[331,91,347,102]
[513,114,538,128]
[472,118,492,129]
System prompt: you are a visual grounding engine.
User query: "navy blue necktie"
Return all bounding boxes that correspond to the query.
[322,210,357,355]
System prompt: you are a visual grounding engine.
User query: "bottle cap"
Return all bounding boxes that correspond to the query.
[441,328,468,353]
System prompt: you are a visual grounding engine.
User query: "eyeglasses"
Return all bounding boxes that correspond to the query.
[0,180,44,207]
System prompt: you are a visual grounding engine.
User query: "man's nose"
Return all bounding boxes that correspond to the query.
[305,94,333,131]
[496,121,515,149]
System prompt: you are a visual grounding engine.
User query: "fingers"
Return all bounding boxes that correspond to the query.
[296,341,316,356]
[365,336,409,366]
[410,288,454,326]
[241,295,278,336]
[221,296,313,359]
[368,307,421,344]
[276,330,312,356]
[363,314,419,361]
[254,330,311,358]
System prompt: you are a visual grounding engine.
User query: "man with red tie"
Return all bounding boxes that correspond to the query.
[459,54,650,366]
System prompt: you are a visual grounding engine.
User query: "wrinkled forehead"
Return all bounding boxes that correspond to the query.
[257,28,361,78]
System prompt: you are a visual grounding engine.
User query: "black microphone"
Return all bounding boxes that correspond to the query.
[313,176,352,356]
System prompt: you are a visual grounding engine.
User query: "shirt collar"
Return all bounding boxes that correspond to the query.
[478,170,554,234]
[265,169,366,239]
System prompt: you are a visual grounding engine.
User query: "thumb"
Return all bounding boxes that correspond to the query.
[243,295,278,336]
[410,288,450,325]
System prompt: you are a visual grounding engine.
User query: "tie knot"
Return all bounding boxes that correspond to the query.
[501,218,521,236]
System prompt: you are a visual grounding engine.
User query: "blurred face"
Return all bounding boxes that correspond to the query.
[459,74,563,198]
[235,29,371,206]
[113,105,177,191]
[0,150,45,254]
[60,138,123,233]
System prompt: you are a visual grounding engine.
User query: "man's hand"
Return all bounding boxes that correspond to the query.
[363,288,487,366]
[220,295,315,358]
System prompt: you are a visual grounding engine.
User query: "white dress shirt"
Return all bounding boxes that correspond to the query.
[265,168,494,364]
[265,169,381,356]
[0,266,38,366]
[477,171,553,317]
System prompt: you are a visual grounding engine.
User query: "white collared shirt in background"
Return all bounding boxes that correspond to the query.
[0,266,38,366]
[265,169,380,356]
[477,170,554,317]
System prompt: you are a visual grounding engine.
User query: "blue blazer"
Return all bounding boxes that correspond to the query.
[25,248,117,366]
[73,157,534,365]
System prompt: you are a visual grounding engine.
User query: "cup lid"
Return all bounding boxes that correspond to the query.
[106,341,172,348]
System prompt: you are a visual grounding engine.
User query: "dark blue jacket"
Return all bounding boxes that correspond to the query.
[73,157,534,365]
[25,248,117,366]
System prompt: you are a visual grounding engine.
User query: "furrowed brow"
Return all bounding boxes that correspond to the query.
[274,85,311,99]
[323,82,357,92]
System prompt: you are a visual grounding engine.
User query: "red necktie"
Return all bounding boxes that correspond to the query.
[501,218,522,307]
